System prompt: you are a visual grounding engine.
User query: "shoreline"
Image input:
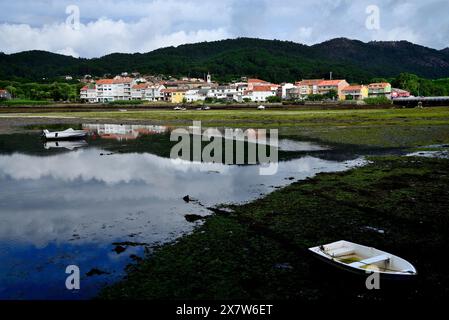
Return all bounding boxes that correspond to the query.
[2,107,449,148]
[0,108,448,301]
[99,155,449,301]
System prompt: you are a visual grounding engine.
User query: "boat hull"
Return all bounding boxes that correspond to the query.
[309,240,417,279]
[43,129,87,141]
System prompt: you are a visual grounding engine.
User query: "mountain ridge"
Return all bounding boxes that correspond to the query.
[1,37,449,83]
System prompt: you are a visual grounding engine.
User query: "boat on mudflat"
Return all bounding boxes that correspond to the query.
[309,240,417,278]
[42,128,88,140]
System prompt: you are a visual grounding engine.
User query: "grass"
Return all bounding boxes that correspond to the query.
[3,107,449,148]
[108,100,145,105]
[3,107,449,126]
[0,99,51,106]
[99,156,449,302]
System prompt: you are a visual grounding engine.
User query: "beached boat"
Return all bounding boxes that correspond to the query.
[43,128,87,140]
[309,240,417,278]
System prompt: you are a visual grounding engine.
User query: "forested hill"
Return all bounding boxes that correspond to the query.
[1,37,449,83]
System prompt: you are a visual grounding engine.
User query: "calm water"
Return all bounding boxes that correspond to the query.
[0,124,366,299]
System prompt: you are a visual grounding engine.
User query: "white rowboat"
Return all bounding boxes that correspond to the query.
[309,240,417,278]
[43,128,87,140]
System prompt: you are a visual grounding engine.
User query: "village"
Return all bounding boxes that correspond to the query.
[78,73,411,105]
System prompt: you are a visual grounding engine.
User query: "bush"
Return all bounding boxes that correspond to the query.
[108,100,144,105]
[306,94,325,101]
[363,96,392,105]
[266,96,282,103]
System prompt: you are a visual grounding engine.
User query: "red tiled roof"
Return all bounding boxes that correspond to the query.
[113,77,133,84]
[96,77,133,85]
[81,84,96,90]
[132,84,148,90]
[96,79,115,85]
[368,82,390,88]
[296,79,323,86]
[318,80,346,86]
[342,85,365,92]
[252,86,275,92]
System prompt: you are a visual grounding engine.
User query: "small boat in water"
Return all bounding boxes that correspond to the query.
[309,240,417,278]
[43,128,87,140]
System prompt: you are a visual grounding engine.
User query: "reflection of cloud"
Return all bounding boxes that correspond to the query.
[0,148,365,248]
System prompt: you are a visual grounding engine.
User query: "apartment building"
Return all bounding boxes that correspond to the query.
[368,82,392,98]
[318,80,350,100]
[95,77,135,102]
[295,79,324,96]
[342,85,369,100]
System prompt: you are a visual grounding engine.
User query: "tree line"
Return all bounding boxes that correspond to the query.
[1,73,448,104]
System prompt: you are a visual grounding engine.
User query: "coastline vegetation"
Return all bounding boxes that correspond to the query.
[3,107,449,148]
[1,104,448,302]
[100,155,449,301]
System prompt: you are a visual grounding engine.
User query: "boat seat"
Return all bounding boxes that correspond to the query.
[349,254,390,268]
[328,247,355,257]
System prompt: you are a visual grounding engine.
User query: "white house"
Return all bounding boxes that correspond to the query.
[131,83,148,100]
[80,85,97,103]
[185,89,205,102]
[207,86,240,100]
[245,85,277,102]
[144,85,166,101]
[278,83,296,99]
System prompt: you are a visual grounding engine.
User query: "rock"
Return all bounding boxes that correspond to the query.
[185,214,204,223]
[112,241,148,247]
[113,245,127,254]
[86,268,109,277]
[183,195,191,203]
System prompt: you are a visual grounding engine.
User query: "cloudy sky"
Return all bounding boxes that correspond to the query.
[0,0,448,58]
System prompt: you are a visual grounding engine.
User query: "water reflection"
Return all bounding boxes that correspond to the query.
[44,140,88,150]
[83,124,168,141]
[0,125,365,300]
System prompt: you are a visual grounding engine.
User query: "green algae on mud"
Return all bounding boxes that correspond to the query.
[2,107,449,148]
[99,156,449,302]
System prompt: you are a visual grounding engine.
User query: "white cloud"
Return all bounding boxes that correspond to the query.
[0,18,231,58]
[0,0,447,57]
